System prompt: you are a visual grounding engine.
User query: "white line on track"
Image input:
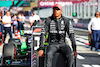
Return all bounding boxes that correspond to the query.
[76,41,86,46]
[97,53,100,55]
[75,35,88,39]
[73,28,88,32]
[92,65,100,67]
[82,64,100,67]
[77,54,85,59]
[82,64,92,67]
[76,38,88,43]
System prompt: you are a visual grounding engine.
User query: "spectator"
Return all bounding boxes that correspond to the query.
[33,12,41,21]
[0,16,2,32]
[29,13,34,26]
[38,4,77,67]
[88,11,100,52]
[2,11,13,43]
[21,13,26,24]
[21,13,25,30]
[12,14,17,33]
[17,13,22,31]
[0,15,4,35]
[18,13,22,19]
[32,12,41,26]
[0,16,2,21]
[29,12,41,26]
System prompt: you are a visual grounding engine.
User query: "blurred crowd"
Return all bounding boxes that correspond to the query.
[0,12,26,34]
[0,11,41,43]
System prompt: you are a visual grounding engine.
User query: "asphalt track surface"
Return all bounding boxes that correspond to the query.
[74,27,100,67]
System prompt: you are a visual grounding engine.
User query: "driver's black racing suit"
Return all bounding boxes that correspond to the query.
[40,15,76,67]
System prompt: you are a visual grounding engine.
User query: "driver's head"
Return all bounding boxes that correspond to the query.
[53,4,62,18]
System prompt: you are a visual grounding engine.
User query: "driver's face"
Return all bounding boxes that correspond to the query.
[53,7,62,17]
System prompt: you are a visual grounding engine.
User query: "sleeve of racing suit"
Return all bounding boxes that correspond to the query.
[66,20,76,51]
[39,18,49,50]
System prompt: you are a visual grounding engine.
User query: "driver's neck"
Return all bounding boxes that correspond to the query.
[53,15,62,19]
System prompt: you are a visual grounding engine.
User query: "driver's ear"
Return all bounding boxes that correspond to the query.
[61,10,62,14]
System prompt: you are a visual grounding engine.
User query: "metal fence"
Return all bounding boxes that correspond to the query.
[65,0,100,19]
[35,0,100,19]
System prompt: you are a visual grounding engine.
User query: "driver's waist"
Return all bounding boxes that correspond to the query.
[50,39,65,43]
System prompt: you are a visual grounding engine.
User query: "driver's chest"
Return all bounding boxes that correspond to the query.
[49,19,65,34]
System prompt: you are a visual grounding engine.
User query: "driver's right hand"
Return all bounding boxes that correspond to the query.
[38,50,44,57]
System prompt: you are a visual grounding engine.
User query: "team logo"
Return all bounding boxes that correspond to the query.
[61,20,65,30]
[61,20,64,24]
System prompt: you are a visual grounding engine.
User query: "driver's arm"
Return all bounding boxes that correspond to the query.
[65,19,77,58]
[40,19,49,48]
[38,19,49,57]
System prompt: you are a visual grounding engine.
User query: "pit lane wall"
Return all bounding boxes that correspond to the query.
[70,18,91,29]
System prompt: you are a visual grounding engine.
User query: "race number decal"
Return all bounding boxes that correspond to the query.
[34,36,40,50]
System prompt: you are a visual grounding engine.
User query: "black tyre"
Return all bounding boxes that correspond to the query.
[8,38,21,55]
[52,53,66,67]
[2,43,15,65]
[8,38,21,45]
